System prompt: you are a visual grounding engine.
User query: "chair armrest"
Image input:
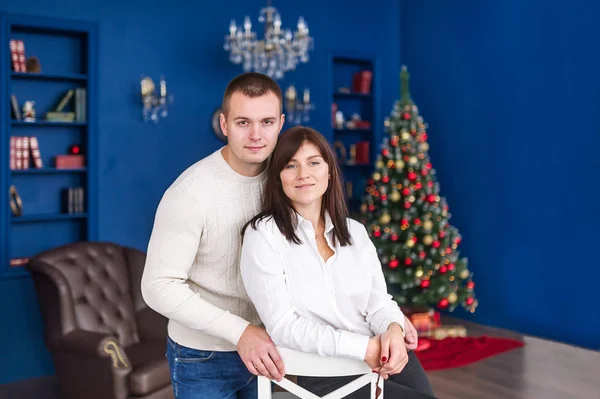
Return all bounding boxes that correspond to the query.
[60,330,131,369]
[136,307,168,341]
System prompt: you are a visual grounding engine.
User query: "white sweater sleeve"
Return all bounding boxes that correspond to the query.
[240,222,370,361]
[141,187,250,346]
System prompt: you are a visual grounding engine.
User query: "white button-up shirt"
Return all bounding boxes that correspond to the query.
[240,212,405,361]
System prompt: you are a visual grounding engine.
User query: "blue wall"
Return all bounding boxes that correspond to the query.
[0,0,401,384]
[400,0,600,350]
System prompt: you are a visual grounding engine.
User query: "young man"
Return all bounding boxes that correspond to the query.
[141,72,286,399]
[141,72,420,398]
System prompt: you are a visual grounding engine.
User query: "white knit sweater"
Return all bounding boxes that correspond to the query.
[141,147,265,352]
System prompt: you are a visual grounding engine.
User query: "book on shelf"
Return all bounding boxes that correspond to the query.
[9,39,26,72]
[10,94,21,120]
[45,88,86,122]
[9,136,43,170]
[62,187,85,214]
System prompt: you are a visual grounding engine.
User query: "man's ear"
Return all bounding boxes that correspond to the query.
[220,113,228,136]
[279,113,285,132]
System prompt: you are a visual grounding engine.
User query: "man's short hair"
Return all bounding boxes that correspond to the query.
[221,72,282,118]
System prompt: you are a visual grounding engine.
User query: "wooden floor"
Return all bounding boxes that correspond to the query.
[427,317,600,399]
[1,318,598,399]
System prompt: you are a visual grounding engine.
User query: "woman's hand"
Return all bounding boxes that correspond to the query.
[403,315,419,351]
[364,336,390,380]
[378,323,409,376]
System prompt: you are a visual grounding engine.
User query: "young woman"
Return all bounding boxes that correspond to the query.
[240,126,437,398]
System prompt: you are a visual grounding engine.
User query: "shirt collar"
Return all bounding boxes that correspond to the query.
[295,210,335,234]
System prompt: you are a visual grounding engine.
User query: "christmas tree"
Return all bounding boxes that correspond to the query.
[360,66,477,313]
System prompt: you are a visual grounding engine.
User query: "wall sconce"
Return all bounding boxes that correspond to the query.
[284,85,314,126]
[140,75,173,123]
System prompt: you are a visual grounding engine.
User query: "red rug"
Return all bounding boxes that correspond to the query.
[415,336,525,371]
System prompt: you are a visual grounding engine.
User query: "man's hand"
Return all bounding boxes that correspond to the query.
[403,315,419,351]
[237,325,285,382]
[378,323,409,376]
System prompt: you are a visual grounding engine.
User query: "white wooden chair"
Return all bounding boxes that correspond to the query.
[258,347,384,399]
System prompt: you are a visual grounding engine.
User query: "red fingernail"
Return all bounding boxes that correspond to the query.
[381,356,387,362]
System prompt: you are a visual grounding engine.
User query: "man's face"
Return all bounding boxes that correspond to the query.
[220,91,284,170]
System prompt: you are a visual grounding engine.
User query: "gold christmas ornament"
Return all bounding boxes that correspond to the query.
[376,160,385,169]
[409,156,418,165]
[360,203,367,213]
[401,132,411,141]
[415,269,424,278]
[423,220,433,230]
[395,160,405,171]
[419,142,429,152]
[387,160,394,168]
[460,269,470,279]
[406,238,415,247]
[373,172,381,181]
[390,190,401,202]
[448,292,457,304]
[379,212,391,224]
[423,235,433,245]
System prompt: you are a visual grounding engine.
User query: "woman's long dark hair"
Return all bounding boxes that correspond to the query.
[242,126,352,246]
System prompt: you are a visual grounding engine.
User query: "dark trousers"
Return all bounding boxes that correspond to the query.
[297,351,437,399]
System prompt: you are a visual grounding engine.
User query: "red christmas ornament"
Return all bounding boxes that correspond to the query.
[389,259,399,269]
[448,263,455,271]
[426,163,432,169]
[466,297,474,306]
[391,234,399,241]
[382,148,390,157]
[391,137,399,147]
[401,218,409,226]
[373,230,381,238]
[402,188,410,195]
[440,266,448,273]
[404,258,412,265]
[427,195,436,203]
[439,231,446,238]
[404,202,411,209]
[438,298,449,309]
[403,155,410,162]
[432,240,440,248]
[420,280,430,289]
[421,133,428,141]
[421,169,428,176]
[419,251,426,259]
[415,182,422,190]
[427,181,434,188]
[467,281,475,290]
[381,195,388,201]
[368,204,375,211]
[455,238,461,244]
[403,112,411,120]
[408,172,417,180]
[382,176,390,183]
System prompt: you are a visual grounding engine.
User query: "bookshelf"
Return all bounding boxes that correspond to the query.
[0,14,98,279]
[329,54,380,214]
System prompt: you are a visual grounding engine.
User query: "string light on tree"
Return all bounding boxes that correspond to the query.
[359,65,477,313]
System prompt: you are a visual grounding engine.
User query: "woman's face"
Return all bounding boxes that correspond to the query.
[279,141,330,211]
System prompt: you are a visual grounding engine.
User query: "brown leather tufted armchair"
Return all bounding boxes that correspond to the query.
[27,241,174,399]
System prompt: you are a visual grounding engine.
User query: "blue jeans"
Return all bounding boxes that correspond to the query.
[166,337,257,399]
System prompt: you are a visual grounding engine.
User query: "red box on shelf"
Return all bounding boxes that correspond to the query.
[352,70,372,94]
[355,141,370,164]
[55,154,85,169]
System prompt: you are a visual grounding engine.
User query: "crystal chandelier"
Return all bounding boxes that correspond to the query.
[224,1,313,80]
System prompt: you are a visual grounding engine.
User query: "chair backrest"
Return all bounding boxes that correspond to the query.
[28,242,141,348]
[258,347,383,399]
